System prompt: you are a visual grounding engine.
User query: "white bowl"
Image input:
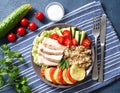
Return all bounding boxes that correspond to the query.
[45,2,65,22]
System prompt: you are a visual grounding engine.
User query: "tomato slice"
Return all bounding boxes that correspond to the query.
[71,38,77,46]
[62,30,71,37]
[66,68,77,83]
[50,33,59,40]
[41,68,45,77]
[49,68,57,84]
[58,36,64,44]
[82,38,91,48]
[63,37,72,46]
[58,69,67,84]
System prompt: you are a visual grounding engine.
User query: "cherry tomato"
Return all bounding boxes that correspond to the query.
[71,38,77,46]
[66,68,77,83]
[20,18,29,26]
[58,36,64,44]
[63,37,72,46]
[35,12,44,21]
[49,68,57,84]
[58,69,67,84]
[7,33,17,42]
[28,22,37,31]
[41,68,45,77]
[62,30,71,37]
[50,33,59,40]
[82,38,91,48]
[17,27,26,36]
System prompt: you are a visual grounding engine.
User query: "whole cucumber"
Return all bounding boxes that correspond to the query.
[0,4,32,38]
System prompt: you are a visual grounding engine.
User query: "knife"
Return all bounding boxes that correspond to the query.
[99,14,107,82]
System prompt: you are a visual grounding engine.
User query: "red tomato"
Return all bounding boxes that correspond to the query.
[82,38,91,48]
[62,30,71,37]
[28,22,37,31]
[17,27,26,36]
[41,68,45,77]
[35,12,44,21]
[58,36,64,44]
[63,37,72,46]
[20,18,29,26]
[49,68,57,84]
[58,69,67,84]
[66,68,77,83]
[50,33,59,40]
[7,33,17,42]
[71,38,77,46]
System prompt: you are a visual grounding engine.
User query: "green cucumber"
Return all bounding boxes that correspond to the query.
[61,27,70,32]
[54,27,62,36]
[0,4,32,38]
[71,27,76,38]
[75,31,80,45]
[80,31,86,44]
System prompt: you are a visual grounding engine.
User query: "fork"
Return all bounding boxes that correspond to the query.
[92,16,100,80]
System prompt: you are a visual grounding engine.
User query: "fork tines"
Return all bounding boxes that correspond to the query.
[93,16,101,30]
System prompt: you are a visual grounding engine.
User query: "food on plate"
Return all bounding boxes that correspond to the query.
[63,45,91,69]
[32,26,92,85]
[0,4,32,38]
[70,64,85,81]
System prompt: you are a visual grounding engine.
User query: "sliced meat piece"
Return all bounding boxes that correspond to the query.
[38,44,64,55]
[42,37,66,50]
[37,56,58,66]
[39,50,63,63]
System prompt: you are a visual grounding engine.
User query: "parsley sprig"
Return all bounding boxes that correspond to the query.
[0,44,31,93]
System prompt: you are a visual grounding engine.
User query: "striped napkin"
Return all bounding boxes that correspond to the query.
[6,1,120,93]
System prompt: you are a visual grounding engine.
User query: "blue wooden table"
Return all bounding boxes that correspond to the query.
[0,0,120,93]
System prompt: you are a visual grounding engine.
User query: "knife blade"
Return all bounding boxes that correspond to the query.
[99,14,107,82]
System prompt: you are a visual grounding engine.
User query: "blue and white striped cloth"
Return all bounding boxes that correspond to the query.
[7,1,120,93]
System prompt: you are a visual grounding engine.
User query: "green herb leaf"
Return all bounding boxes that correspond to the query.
[0,44,10,55]
[0,76,3,87]
[0,44,31,93]
[18,57,25,63]
[22,85,31,93]
[59,59,70,69]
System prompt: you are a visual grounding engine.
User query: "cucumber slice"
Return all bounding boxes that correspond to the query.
[75,31,80,45]
[71,27,76,38]
[56,30,62,36]
[54,27,62,36]
[61,27,71,32]
[80,31,86,45]
[70,64,86,81]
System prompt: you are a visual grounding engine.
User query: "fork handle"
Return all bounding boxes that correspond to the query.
[92,38,98,80]
[99,45,104,82]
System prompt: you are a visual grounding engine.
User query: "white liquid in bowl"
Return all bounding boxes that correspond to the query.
[46,2,64,21]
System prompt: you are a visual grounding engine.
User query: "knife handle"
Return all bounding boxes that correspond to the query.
[92,38,98,80]
[99,45,104,82]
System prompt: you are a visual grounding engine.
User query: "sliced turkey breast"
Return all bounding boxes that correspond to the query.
[42,37,66,50]
[39,50,63,63]
[37,56,58,66]
[38,44,64,55]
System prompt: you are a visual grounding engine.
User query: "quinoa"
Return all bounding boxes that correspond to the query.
[63,45,92,69]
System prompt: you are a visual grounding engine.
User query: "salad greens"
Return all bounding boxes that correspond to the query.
[0,44,31,93]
